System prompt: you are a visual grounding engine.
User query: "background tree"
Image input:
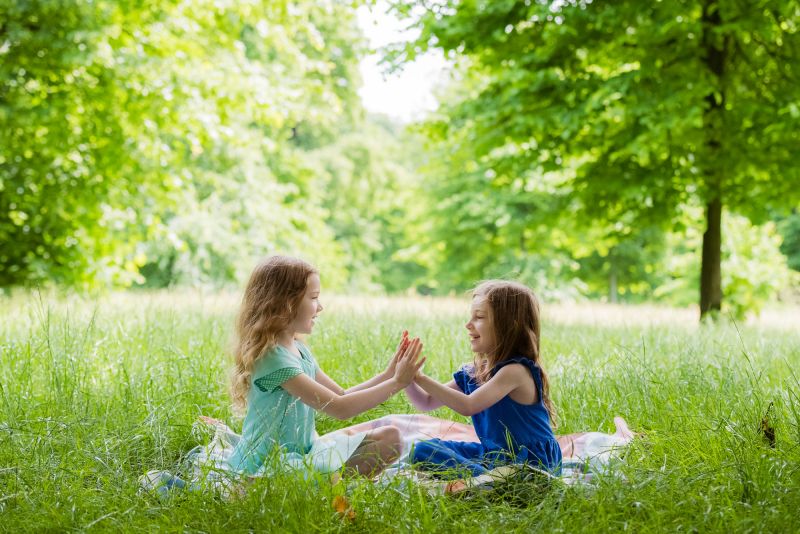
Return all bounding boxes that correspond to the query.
[1,0,368,289]
[0,0,169,286]
[778,211,800,272]
[131,0,367,288]
[307,114,429,292]
[390,0,800,317]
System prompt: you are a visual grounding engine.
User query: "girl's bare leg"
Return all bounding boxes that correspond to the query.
[557,432,583,458]
[344,425,402,477]
[329,415,636,463]
[333,414,479,442]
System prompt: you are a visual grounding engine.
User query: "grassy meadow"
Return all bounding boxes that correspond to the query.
[1,291,800,532]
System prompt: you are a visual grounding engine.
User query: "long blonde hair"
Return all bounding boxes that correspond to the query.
[230,256,317,412]
[471,280,557,428]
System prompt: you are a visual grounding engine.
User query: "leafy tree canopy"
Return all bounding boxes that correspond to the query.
[389,0,800,316]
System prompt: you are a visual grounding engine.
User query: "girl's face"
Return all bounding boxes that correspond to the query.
[466,295,495,354]
[290,273,323,335]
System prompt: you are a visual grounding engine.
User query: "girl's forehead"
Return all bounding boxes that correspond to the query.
[471,295,490,311]
[307,273,321,291]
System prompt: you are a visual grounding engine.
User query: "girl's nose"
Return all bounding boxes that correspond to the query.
[318,302,324,313]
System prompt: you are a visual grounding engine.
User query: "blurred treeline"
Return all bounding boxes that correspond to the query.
[1,0,425,293]
[1,0,799,316]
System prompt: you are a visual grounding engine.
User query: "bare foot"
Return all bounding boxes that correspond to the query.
[445,480,468,494]
[198,415,223,426]
[613,416,635,442]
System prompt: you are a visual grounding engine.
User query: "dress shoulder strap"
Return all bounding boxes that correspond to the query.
[492,356,543,401]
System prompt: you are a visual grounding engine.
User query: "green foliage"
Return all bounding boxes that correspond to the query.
[778,211,800,272]
[577,226,667,302]
[653,209,795,317]
[0,0,167,287]
[722,215,794,318]
[306,115,430,292]
[1,0,370,289]
[3,0,798,306]
[390,0,800,309]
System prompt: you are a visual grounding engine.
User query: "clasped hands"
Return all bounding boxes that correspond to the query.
[385,330,427,387]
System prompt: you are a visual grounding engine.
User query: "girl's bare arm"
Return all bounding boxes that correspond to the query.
[314,331,410,395]
[283,373,405,420]
[413,364,524,416]
[405,379,459,411]
[283,338,424,420]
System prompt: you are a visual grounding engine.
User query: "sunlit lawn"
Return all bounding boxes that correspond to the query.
[1,291,799,532]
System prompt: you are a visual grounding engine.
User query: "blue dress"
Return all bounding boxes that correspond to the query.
[412,357,561,477]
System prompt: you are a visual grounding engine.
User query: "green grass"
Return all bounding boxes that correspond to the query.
[1,291,800,532]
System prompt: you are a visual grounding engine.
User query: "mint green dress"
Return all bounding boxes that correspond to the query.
[227,342,366,475]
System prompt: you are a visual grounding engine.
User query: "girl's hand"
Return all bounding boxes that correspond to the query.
[384,330,409,378]
[394,338,425,387]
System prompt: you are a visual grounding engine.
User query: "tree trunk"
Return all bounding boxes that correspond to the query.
[700,0,726,319]
[699,197,722,317]
[609,268,618,304]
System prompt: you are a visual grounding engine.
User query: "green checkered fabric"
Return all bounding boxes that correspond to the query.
[254,367,303,393]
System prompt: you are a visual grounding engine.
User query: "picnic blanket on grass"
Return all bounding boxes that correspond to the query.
[142,414,633,499]
[327,414,633,491]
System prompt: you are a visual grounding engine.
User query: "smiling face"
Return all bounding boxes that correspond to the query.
[465,295,496,355]
[290,273,323,335]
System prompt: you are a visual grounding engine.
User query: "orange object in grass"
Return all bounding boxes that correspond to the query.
[332,495,356,521]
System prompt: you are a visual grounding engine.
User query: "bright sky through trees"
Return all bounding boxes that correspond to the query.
[356,2,448,122]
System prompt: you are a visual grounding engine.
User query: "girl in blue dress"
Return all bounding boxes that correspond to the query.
[406,280,561,477]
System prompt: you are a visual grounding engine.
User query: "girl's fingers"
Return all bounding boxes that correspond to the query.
[406,350,422,368]
[397,340,421,370]
[403,338,418,354]
[395,331,410,352]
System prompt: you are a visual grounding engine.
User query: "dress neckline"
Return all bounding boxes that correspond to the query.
[275,341,308,362]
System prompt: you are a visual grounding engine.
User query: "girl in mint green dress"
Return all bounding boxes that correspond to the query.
[226,256,425,477]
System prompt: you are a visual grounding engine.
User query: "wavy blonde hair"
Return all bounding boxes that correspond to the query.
[471,280,557,428]
[230,256,317,413]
